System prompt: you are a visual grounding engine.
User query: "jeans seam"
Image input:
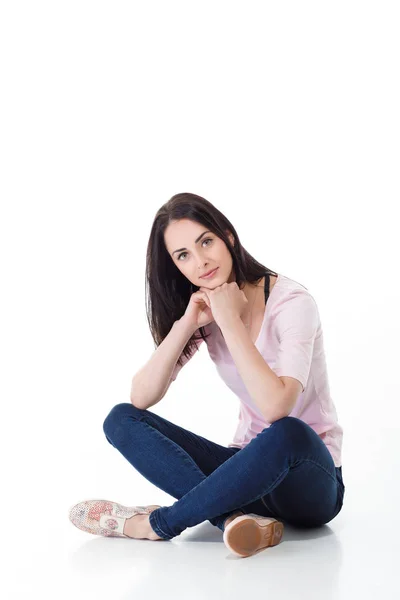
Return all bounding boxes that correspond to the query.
[260,495,278,518]
[240,466,291,510]
[131,408,239,467]
[244,458,340,517]
[291,458,340,485]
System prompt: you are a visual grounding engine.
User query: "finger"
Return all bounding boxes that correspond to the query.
[195,292,210,308]
[202,295,211,308]
[199,292,211,308]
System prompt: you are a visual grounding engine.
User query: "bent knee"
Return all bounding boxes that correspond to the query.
[263,416,312,438]
[261,416,316,451]
[269,415,308,430]
[102,402,143,437]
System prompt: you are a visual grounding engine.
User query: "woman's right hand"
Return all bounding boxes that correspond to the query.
[182,290,215,331]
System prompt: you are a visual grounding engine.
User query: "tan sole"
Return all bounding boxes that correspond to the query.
[223,514,284,558]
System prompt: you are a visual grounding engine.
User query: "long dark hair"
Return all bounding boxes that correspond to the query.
[145,192,278,366]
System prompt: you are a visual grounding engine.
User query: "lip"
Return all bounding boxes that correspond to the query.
[200,267,219,279]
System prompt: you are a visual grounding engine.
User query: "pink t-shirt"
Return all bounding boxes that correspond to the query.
[170,273,343,468]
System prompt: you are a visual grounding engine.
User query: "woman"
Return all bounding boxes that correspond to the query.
[69,192,345,558]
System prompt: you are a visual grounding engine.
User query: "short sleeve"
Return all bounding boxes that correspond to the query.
[271,291,319,392]
[170,335,205,382]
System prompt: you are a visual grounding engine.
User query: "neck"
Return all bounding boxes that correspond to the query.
[242,278,264,326]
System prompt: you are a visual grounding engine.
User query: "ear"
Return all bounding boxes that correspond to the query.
[226,231,235,247]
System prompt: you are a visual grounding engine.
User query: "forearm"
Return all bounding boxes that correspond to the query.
[131,317,196,409]
[218,316,285,422]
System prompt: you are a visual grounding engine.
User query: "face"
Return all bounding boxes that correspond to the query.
[164,218,235,288]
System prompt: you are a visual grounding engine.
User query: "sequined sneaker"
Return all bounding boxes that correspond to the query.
[68,499,161,538]
[223,513,284,558]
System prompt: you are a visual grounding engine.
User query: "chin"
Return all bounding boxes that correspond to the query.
[203,280,222,289]
[198,269,225,287]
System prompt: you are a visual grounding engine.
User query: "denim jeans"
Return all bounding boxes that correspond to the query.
[103,403,345,541]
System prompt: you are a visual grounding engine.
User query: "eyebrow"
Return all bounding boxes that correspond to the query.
[172,230,212,256]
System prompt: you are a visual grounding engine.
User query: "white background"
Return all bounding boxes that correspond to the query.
[1,1,399,598]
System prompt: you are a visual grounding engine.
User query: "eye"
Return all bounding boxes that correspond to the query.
[178,238,213,261]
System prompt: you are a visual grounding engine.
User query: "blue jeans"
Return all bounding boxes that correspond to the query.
[103,403,345,541]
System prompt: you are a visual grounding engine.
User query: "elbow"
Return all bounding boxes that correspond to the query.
[130,376,145,409]
[262,382,298,424]
[130,397,141,409]
[263,398,291,424]
[130,392,146,410]
[266,411,290,424]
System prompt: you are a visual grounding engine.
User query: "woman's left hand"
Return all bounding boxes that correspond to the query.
[198,282,248,328]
